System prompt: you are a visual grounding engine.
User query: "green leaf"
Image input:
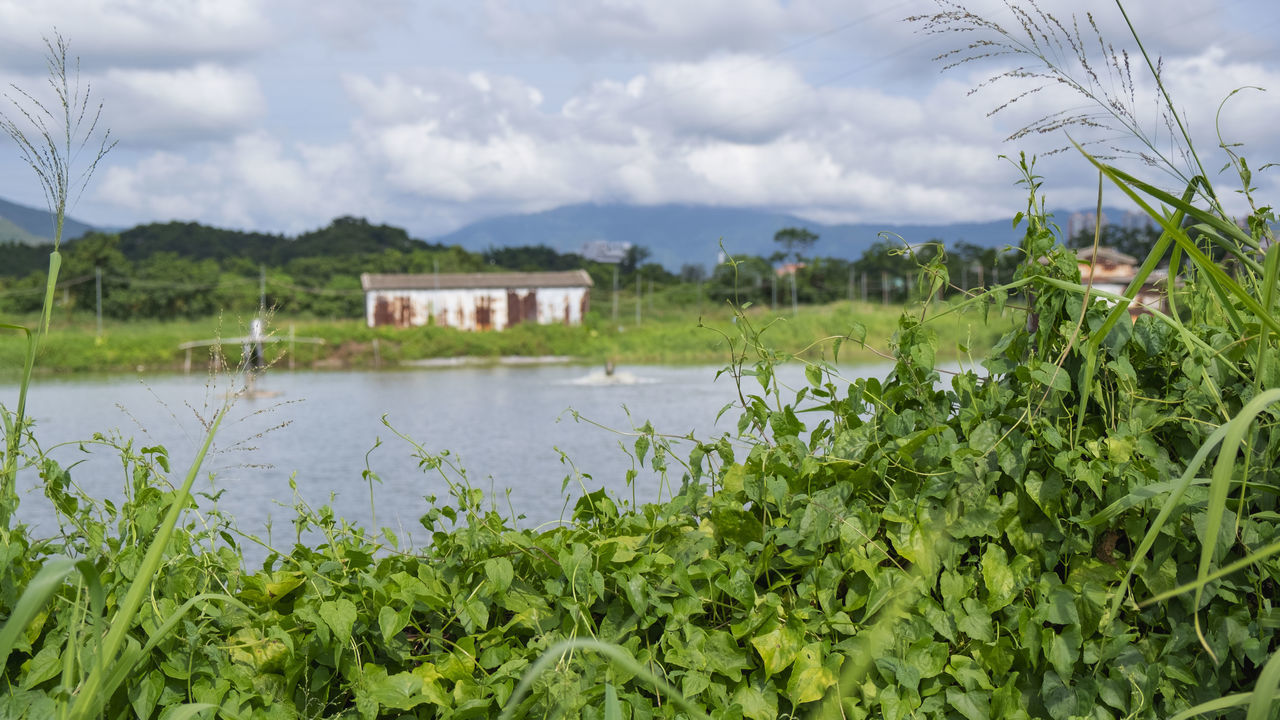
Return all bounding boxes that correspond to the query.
[1040,671,1076,720]
[319,598,358,644]
[20,643,62,690]
[485,558,514,594]
[156,704,217,720]
[1044,587,1079,626]
[703,630,752,681]
[732,682,778,720]
[360,664,431,711]
[378,605,405,644]
[1030,364,1071,393]
[0,557,77,671]
[946,688,991,720]
[751,615,804,677]
[129,670,164,719]
[1046,626,1081,679]
[635,435,650,466]
[957,598,994,643]
[981,545,1016,611]
[786,643,837,705]
[264,572,305,602]
[805,363,822,388]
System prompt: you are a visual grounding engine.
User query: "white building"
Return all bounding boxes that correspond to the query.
[360,271,594,330]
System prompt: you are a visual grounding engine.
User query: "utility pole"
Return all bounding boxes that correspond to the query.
[95,267,102,337]
[790,269,798,316]
[612,264,619,323]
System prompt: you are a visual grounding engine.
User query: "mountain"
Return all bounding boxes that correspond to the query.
[429,203,1068,270]
[0,196,99,245]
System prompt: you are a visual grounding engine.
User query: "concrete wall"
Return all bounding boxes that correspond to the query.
[365,286,590,330]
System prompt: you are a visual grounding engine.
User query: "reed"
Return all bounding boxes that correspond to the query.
[0,35,249,720]
[0,33,113,524]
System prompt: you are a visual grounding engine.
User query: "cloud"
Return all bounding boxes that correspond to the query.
[96,55,1020,234]
[97,64,266,143]
[482,0,800,59]
[269,0,413,50]
[0,0,273,69]
[96,132,374,232]
[80,1,1280,239]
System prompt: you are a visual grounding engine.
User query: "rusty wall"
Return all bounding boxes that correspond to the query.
[366,286,591,330]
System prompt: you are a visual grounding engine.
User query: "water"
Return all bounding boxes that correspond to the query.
[4,362,893,564]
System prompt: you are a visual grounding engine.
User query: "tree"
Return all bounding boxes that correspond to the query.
[773,228,819,313]
[620,245,651,275]
[772,227,818,263]
[707,254,774,305]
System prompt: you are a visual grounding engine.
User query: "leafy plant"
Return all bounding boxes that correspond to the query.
[4,4,1279,719]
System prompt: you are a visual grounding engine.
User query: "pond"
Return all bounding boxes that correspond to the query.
[6,361,895,564]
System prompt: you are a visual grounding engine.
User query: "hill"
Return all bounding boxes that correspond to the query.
[429,203,1042,269]
[2,192,1150,271]
[0,196,98,244]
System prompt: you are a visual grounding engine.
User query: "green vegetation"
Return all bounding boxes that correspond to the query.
[0,298,1009,375]
[0,219,1020,323]
[4,7,1280,720]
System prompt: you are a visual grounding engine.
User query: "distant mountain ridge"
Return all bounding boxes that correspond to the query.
[429,203,1141,269]
[0,196,98,245]
[1,192,1148,270]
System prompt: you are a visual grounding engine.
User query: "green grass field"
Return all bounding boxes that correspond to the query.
[0,296,1011,375]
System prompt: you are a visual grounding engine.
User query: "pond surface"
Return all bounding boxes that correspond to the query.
[5,361,894,564]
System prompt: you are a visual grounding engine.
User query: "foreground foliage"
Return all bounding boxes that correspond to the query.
[3,153,1278,716]
[4,7,1279,719]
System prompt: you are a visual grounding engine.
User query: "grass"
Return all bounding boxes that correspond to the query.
[0,297,1013,375]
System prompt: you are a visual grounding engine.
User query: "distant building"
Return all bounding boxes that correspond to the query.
[1066,209,1155,239]
[1076,247,1168,317]
[361,271,593,330]
[579,240,632,263]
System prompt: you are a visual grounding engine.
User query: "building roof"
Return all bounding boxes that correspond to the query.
[1076,246,1137,265]
[361,270,594,292]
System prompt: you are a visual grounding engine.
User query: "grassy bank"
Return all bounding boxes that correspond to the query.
[0,299,1012,375]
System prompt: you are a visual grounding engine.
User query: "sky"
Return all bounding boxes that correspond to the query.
[0,0,1277,240]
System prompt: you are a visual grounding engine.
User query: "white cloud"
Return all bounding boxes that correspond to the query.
[482,0,801,59]
[98,64,266,143]
[97,132,374,232]
[56,0,1277,239]
[0,0,273,68]
[271,0,412,50]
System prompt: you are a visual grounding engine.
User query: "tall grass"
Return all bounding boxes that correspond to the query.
[916,1,1279,715]
[1,33,114,525]
[0,34,247,719]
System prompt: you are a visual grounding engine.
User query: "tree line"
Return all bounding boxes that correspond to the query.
[0,215,1166,320]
